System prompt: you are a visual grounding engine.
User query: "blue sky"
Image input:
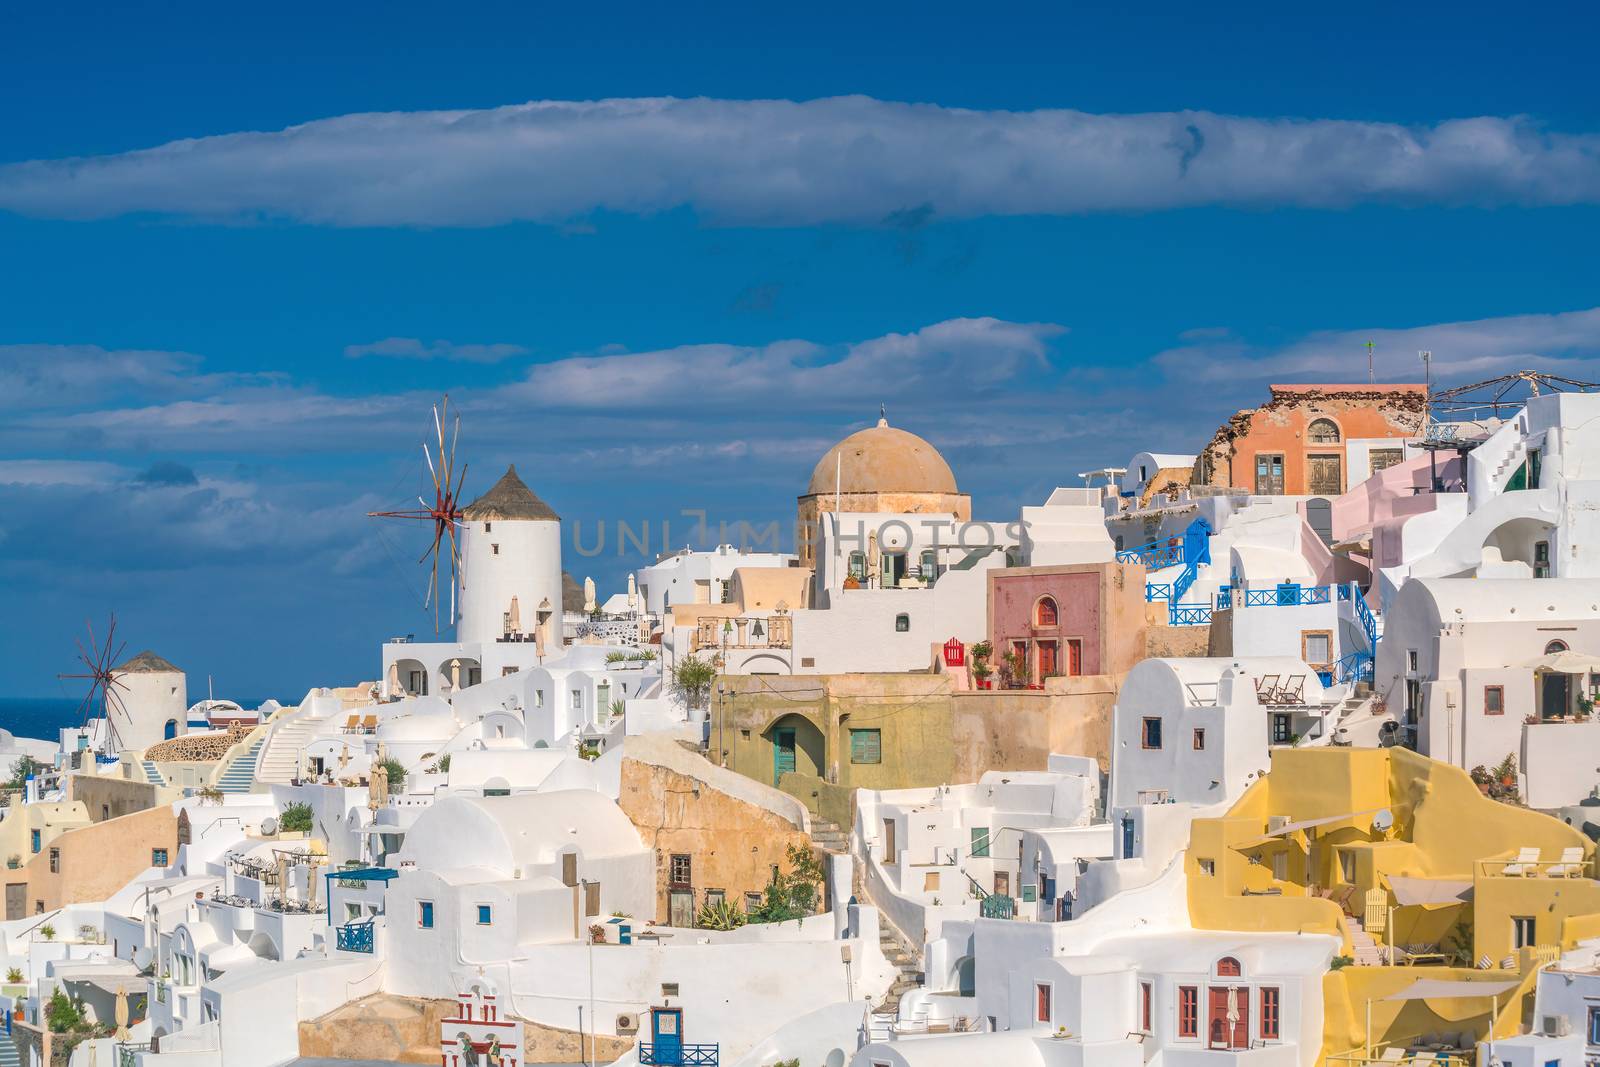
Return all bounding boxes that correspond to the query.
[5,1,1600,700]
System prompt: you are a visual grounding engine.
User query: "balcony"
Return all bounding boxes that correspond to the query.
[638,1044,719,1065]
[692,615,791,651]
[335,920,374,953]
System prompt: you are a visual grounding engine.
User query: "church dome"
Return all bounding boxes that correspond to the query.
[462,465,559,522]
[805,417,959,497]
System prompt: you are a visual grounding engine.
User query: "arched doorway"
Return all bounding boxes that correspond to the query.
[955,955,976,996]
[763,713,826,787]
[163,719,178,740]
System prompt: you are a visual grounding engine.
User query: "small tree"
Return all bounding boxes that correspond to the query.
[747,843,825,924]
[279,803,314,833]
[6,756,41,790]
[669,656,717,712]
[45,988,84,1033]
[432,754,452,774]
[378,757,407,792]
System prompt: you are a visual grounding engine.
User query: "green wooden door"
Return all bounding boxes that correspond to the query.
[773,728,796,785]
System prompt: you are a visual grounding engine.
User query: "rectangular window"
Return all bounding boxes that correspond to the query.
[1272,851,1288,881]
[346,903,361,922]
[1513,915,1536,949]
[152,848,169,867]
[1198,858,1216,877]
[661,983,680,998]
[705,888,725,908]
[1192,728,1206,751]
[49,848,59,874]
[1369,448,1403,475]
[477,904,492,925]
[744,892,763,912]
[1588,1006,1600,1045]
[491,544,499,555]
[1255,453,1285,495]
[1260,986,1281,1041]
[572,689,584,711]
[1178,986,1199,1038]
[1484,685,1505,716]
[849,728,882,765]
[1140,981,1152,1032]
[1141,717,1163,749]
[1035,982,1052,1024]
[970,827,991,858]
[922,871,940,892]
[1407,649,1419,673]
[1534,540,1551,579]
[670,854,692,887]
[1301,630,1332,667]
[418,901,435,928]
[30,830,40,854]
[535,689,545,708]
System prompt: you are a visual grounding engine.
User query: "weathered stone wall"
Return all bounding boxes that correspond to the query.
[1145,617,1212,660]
[298,993,632,1065]
[67,773,156,822]
[617,756,813,924]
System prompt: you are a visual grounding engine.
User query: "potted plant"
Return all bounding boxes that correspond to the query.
[971,659,994,690]
[588,923,608,944]
[38,924,55,941]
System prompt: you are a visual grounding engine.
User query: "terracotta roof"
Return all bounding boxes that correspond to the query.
[114,650,181,674]
[804,417,960,497]
[461,465,559,522]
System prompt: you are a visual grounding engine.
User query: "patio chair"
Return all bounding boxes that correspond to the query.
[1256,674,1282,704]
[1410,1052,1436,1065]
[341,714,359,732]
[1279,675,1306,704]
[1547,846,1586,877]
[1501,847,1541,876]
[360,713,379,733]
[1379,1046,1407,1062]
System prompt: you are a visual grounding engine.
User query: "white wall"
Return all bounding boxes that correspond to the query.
[458,517,563,648]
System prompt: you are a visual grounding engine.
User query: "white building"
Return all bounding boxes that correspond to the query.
[1376,576,1600,808]
[634,544,797,616]
[105,650,189,753]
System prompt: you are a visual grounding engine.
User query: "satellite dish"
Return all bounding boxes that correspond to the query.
[1372,809,1394,833]
[260,816,279,836]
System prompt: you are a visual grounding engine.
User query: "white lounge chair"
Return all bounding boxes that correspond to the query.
[1379,1047,1407,1063]
[1501,847,1541,876]
[1547,846,1586,877]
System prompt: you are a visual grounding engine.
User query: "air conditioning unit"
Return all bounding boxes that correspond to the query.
[615,1012,639,1035]
[1542,1015,1571,1037]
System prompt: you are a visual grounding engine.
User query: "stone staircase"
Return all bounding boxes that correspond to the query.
[140,759,165,785]
[1346,914,1384,967]
[256,710,331,784]
[878,922,923,1009]
[215,735,267,794]
[808,814,850,855]
[0,1027,20,1067]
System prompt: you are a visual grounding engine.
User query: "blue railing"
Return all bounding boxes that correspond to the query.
[1239,583,1332,607]
[335,920,374,953]
[980,894,1016,919]
[639,1044,720,1065]
[1170,604,1214,626]
[1331,649,1374,685]
[1117,539,1184,569]
[1350,583,1378,647]
[1145,582,1174,602]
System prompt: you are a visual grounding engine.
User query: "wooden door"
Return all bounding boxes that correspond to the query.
[1255,454,1284,495]
[1067,639,1082,677]
[993,871,1010,897]
[584,881,600,917]
[882,818,896,862]
[1542,672,1570,719]
[669,889,695,928]
[5,883,23,921]
[562,852,577,887]
[1037,641,1057,679]
[774,728,796,785]
[1308,454,1343,496]
[1207,986,1249,1049]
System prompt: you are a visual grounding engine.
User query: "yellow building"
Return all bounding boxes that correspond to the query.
[1185,746,1598,1063]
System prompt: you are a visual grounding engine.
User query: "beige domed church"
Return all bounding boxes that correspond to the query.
[796,414,971,567]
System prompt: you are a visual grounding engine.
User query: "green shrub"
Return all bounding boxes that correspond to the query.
[746,843,824,924]
[45,988,84,1032]
[279,803,314,833]
[669,656,716,710]
[378,757,407,792]
[6,967,22,983]
[696,898,746,931]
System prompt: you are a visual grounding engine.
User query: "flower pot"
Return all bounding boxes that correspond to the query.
[976,679,992,690]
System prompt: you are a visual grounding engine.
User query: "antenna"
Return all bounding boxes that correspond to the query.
[1365,340,1375,384]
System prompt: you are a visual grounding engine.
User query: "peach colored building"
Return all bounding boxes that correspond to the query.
[4,803,176,917]
[1193,384,1427,498]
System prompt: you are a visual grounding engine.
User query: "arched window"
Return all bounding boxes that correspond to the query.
[1036,596,1059,627]
[1307,418,1341,444]
[1216,956,1242,977]
[1545,639,1569,654]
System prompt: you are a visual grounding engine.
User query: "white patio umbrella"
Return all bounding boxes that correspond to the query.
[508,595,521,634]
[1520,650,1600,673]
[113,985,129,1041]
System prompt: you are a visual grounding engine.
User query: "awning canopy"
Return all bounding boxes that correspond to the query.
[1233,808,1388,850]
[1382,978,1519,1002]
[1387,876,1472,908]
[1519,650,1600,674]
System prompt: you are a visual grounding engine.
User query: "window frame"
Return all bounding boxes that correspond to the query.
[1484,685,1505,716]
[1512,915,1536,949]
[669,853,693,888]
[1141,716,1163,750]
[151,847,169,867]
[1260,985,1281,1041]
[1035,596,1059,628]
[1035,982,1052,1025]
[1193,727,1206,751]
[1140,980,1153,1033]
[894,613,910,633]
[1307,417,1342,444]
[418,900,435,929]
[849,728,882,765]
[1177,985,1199,1038]
[476,904,493,926]
[1301,629,1334,668]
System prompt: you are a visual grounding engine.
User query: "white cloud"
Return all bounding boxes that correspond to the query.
[3,97,1599,227]
[345,337,529,363]
[1156,307,1600,386]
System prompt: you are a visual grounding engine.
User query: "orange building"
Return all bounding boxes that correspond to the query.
[1193,384,1427,497]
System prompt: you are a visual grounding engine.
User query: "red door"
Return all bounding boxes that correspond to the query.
[1038,641,1058,679]
[1067,639,1082,677]
[1207,987,1248,1049]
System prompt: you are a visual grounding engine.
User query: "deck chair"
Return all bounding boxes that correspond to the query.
[1410,1052,1436,1065]
[1377,1046,1406,1062]
[1279,675,1306,704]
[361,713,378,733]
[1255,674,1282,703]
[342,714,359,732]
[1501,846,1541,876]
[1547,846,1586,877]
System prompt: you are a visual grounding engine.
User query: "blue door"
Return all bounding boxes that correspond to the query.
[651,1007,683,1064]
[164,719,178,740]
[773,728,796,786]
[1121,816,1136,859]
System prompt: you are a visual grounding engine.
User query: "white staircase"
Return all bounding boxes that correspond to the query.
[1346,914,1384,967]
[215,735,266,794]
[255,709,334,784]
